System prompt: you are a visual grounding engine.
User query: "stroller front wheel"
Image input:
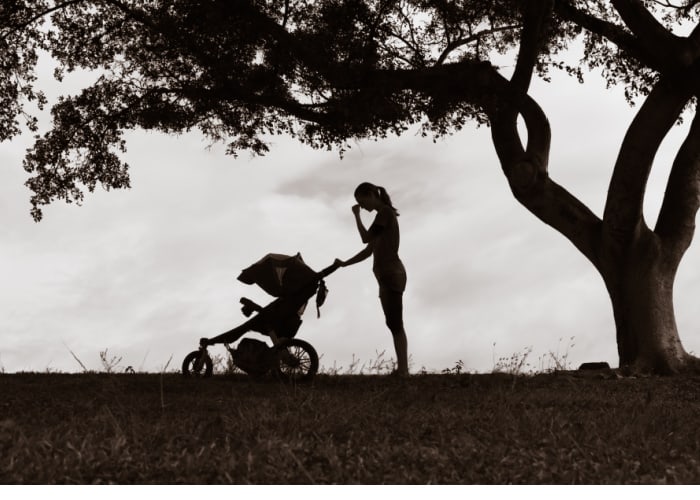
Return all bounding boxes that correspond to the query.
[274,338,319,383]
[182,350,213,378]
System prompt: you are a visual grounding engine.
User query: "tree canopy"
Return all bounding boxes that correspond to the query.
[1,0,698,220]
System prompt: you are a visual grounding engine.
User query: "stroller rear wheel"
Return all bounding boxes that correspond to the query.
[274,338,319,383]
[182,350,213,378]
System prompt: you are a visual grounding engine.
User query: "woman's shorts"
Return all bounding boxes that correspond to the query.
[374,262,407,297]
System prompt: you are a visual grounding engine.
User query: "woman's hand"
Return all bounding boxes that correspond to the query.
[352,204,361,216]
[320,259,344,277]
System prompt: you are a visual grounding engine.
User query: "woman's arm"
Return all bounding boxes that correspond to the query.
[353,205,370,243]
[336,242,373,268]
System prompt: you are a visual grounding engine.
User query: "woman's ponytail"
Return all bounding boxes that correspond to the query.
[355,182,400,216]
[377,186,399,216]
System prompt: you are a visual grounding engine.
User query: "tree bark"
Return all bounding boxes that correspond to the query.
[602,225,697,374]
[597,79,700,374]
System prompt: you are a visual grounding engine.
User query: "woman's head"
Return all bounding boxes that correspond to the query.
[354,182,399,215]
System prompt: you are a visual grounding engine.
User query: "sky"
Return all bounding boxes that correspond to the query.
[2,48,700,375]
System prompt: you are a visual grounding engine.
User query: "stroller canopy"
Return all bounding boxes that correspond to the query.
[237,253,318,297]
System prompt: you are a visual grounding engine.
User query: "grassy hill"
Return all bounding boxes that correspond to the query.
[1,371,700,483]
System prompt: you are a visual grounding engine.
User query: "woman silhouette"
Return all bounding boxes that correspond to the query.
[334,182,409,377]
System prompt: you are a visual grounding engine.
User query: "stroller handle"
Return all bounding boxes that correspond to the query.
[319,262,341,278]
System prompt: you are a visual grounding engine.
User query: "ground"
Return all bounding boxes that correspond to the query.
[2,371,700,483]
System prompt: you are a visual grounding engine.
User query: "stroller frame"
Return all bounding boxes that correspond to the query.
[182,261,338,382]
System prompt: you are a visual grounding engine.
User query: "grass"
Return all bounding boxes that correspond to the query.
[2,370,700,484]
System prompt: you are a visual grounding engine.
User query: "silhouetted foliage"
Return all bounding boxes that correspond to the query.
[0,0,48,141]
[3,0,694,219]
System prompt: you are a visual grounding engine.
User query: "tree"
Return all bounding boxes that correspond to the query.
[4,0,700,374]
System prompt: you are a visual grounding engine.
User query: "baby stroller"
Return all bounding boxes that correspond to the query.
[182,253,338,382]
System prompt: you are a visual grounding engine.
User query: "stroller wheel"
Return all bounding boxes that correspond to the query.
[274,338,319,383]
[182,350,213,378]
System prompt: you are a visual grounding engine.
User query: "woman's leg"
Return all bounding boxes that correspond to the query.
[379,290,409,376]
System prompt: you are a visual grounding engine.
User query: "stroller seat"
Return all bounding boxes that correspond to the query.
[246,296,306,339]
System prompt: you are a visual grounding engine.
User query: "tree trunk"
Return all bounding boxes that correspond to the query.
[486,3,700,375]
[488,88,700,375]
[601,225,697,374]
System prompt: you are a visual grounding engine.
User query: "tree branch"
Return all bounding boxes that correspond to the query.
[611,0,691,71]
[481,2,608,268]
[511,0,554,93]
[684,22,700,64]
[612,0,678,42]
[603,78,692,238]
[100,0,157,31]
[1,0,86,39]
[490,0,553,166]
[553,0,652,67]
[282,0,290,28]
[556,0,700,82]
[145,81,330,128]
[483,0,603,267]
[650,0,682,7]
[489,93,603,268]
[434,25,521,66]
[655,108,700,256]
[386,30,423,67]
